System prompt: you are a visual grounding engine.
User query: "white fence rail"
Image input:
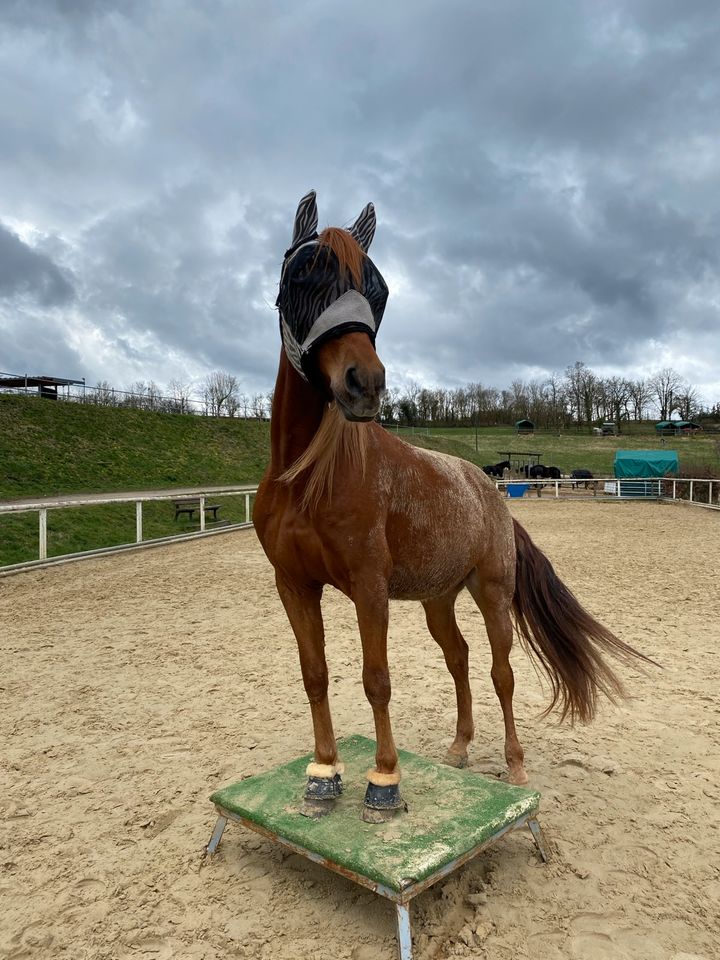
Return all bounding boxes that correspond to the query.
[1,476,718,576]
[495,476,720,508]
[0,486,259,575]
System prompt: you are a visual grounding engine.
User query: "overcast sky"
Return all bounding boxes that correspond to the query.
[2,0,719,405]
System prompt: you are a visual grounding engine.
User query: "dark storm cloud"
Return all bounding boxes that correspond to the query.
[1,0,719,400]
[0,224,75,306]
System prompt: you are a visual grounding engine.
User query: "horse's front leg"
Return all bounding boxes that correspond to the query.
[275,574,343,817]
[353,578,405,823]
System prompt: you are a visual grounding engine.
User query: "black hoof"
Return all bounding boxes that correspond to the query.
[304,773,343,802]
[362,782,406,823]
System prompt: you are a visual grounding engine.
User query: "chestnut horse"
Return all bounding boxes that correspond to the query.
[253,191,651,822]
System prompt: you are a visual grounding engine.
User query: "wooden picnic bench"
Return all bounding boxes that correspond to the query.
[173,499,222,522]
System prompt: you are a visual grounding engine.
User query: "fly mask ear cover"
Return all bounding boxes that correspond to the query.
[276,192,389,383]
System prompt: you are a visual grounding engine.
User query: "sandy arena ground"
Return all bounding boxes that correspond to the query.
[1,500,719,960]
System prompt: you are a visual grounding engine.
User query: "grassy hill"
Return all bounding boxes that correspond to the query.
[1,394,717,566]
[0,394,271,566]
[0,394,269,499]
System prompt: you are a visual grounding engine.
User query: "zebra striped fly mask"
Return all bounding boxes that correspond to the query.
[276,190,389,382]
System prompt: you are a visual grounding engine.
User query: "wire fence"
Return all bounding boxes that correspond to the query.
[0,372,271,419]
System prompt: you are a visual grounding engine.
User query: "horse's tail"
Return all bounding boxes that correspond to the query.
[511,518,656,723]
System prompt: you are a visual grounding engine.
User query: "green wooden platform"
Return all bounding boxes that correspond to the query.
[207,735,547,958]
[210,734,541,894]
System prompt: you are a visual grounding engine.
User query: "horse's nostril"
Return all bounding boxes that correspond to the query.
[345,366,363,398]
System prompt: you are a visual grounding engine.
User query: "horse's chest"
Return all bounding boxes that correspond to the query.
[256,502,354,591]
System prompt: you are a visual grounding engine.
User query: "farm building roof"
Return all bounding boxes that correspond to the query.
[654,420,702,431]
[614,449,679,478]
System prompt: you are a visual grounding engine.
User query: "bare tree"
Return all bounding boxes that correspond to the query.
[379,386,400,423]
[168,378,194,414]
[89,380,115,406]
[648,367,685,420]
[603,376,632,428]
[628,378,652,422]
[251,393,267,419]
[565,361,599,430]
[203,371,239,417]
[674,387,700,421]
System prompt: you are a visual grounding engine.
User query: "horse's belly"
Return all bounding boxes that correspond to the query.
[387,551,476,601]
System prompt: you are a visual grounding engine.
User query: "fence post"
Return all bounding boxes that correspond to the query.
[672,479,676,501]
[245,493,250,523]
[555,480,559,499]
[199,496,206,532]
[690,480,694,504]
[136,501,143,543]
[39,509,47,560]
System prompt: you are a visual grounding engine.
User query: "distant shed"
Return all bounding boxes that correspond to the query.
[655,420,702,435]
[515,419,535,435]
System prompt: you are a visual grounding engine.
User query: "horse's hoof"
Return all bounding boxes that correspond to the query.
[509,767,529,786]
[362,782,406,824]
[305,773,343,801]
[300,798,336,819]
[362,804,399,824]
[443,750,468,769]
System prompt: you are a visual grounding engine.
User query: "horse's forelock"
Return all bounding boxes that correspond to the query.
[316,227,365,289]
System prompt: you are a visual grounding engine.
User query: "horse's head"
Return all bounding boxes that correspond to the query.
[276,190,388,421]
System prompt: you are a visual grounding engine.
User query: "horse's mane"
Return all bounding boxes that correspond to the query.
[314,227,365,288]
[279,402,369,512]
[279,226,369,510]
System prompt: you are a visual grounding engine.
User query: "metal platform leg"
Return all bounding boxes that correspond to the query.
[395,902,413,960]
[527,817,550,863]
[205,815,228,857]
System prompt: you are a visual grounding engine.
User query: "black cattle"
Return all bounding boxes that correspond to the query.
[570,468,594,489]
[484,460,511,478]
[545,466,561,480]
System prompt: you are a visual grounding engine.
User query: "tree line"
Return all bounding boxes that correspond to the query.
[85,372,274,419]
[380,363,718,429]
[72,362,718,428]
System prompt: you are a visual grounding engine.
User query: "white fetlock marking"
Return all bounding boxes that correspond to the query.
[367,767,401,787]
[306,761,342,779]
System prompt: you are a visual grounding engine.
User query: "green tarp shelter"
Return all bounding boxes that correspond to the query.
[614,449,679,478]
[515,419,534,434]
[655,420,702,434]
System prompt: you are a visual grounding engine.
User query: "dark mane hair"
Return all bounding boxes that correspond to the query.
[315,226,365,289]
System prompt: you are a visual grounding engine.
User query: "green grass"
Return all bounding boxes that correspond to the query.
[393,424,719,477]
[2,395,718,567]
[0,394,269,499]
[0,394,268,565]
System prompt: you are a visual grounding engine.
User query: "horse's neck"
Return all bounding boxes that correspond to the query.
[269,352,327,476]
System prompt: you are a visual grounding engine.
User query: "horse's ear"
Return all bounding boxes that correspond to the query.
[349,202,376,252]
[291,190,318,246]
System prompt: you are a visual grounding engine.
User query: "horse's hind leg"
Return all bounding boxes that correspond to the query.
[422,591,474,768]
[466,569,528,785]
